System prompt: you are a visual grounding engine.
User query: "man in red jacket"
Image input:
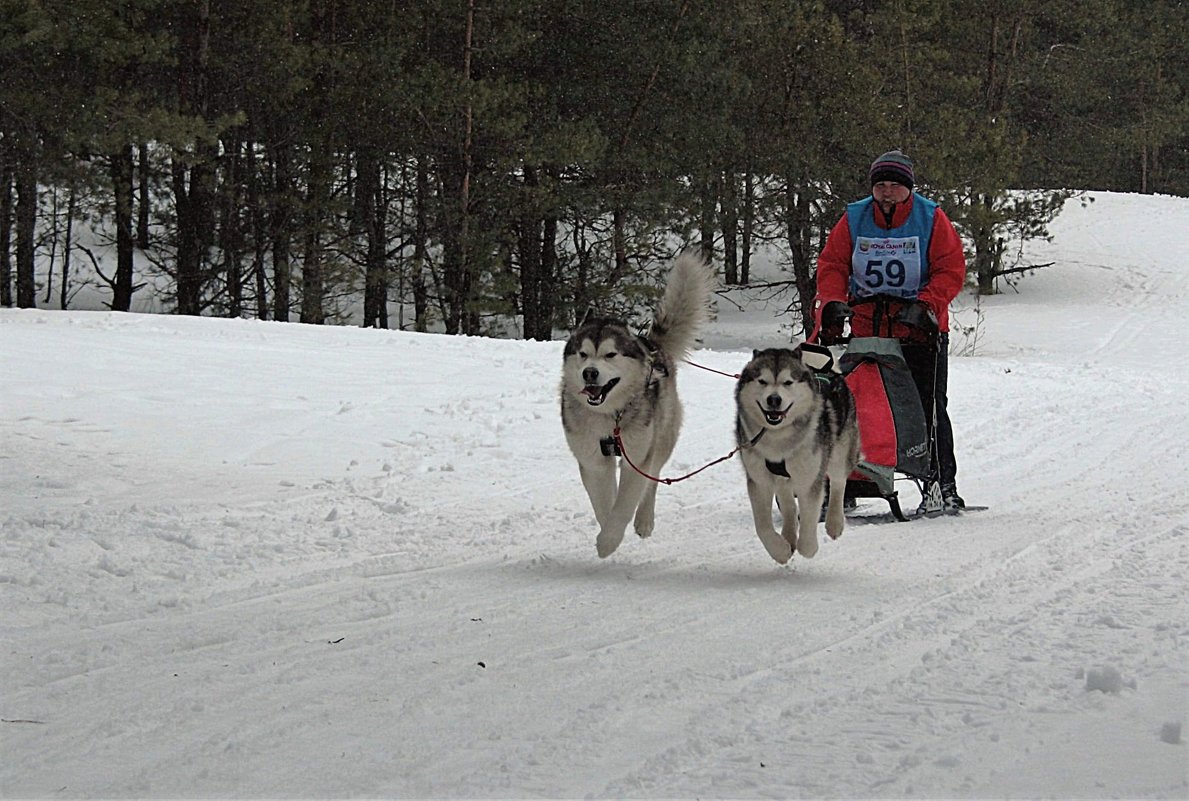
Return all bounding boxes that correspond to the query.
[810,150,967,513]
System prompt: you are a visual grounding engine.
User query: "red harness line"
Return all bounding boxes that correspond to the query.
[612,425,744,485]
[609,357,746,485]
[681,358,741,380]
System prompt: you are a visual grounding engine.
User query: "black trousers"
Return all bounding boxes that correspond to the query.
[902,333,958,488]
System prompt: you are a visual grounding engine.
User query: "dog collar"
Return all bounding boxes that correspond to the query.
[736,415,768,449]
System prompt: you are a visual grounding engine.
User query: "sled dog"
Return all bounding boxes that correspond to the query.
[561,253,715,558]
[735,346,860,563]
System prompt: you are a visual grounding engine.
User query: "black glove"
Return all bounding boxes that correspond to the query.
[817,301,852,345]
[822,301,853,327]
[896,301,938,333]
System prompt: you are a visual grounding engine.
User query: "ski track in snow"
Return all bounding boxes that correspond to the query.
[2,192,1187,798]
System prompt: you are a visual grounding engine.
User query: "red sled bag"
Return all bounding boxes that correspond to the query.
[840,336,930,517]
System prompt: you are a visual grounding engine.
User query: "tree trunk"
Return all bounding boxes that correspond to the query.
[14,142,36,309]
[784,175,815,336]
[439,148,472,335]
[300,159,327,325]
[300,137,331,325]
[518,215,542,339]
[518,215,559,340]
[44,187,57,304]
[721,171,738,284]
[270,141,292,321]
[1,146,14,307]
[699,174,717,264]
[110,145,136,311]
[517,166,552,341]
[60,185,76,310]
[456,0,477,334]
[136,142,151,248]
[740,170,754,285]
[974,192,997,294]
[359,148,388,328]
[571,223,596,327]
[971,12,1025,296]
[433,0,476,336]
[1140,141,1149,195]
[220,136,244,317]
[612,206,628,285]
[412,159,429,332]
[173,0,213,316]
[440,208,465,334]
[172,153,214,315]
[539,212,558,339]
[246,140,268,319]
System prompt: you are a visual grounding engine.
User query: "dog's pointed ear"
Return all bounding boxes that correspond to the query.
[752,349,761,359]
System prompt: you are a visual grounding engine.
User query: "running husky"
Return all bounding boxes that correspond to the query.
[561,253,716,558]
[735,346,860,563]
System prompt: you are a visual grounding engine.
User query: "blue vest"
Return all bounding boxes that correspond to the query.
[846,194,937,299]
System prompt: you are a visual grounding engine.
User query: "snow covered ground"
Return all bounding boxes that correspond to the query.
[2,192,1186,799]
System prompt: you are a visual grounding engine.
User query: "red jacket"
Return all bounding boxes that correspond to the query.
[811,194,966,340]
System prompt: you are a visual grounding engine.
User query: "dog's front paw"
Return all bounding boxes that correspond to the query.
[797,533,819,558]
[596,528,625,558]
[824,507,845,540]
[760,536,793,565]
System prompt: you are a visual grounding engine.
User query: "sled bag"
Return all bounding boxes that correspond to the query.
[840,337,930,488]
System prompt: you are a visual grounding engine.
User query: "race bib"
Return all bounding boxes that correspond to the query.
[851,236,923,298]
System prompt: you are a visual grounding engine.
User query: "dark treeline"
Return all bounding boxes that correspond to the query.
[1,0,1185,336]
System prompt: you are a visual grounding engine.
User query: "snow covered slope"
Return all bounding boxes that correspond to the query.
[2,192,1186,798]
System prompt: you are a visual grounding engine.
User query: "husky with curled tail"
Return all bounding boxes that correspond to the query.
[735,346,860,564]
[561,253,716,558]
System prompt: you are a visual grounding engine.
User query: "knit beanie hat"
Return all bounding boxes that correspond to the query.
[869,150,915,189]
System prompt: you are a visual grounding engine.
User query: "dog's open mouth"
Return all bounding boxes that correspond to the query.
[758,401,790,426]
[582,378,620,406]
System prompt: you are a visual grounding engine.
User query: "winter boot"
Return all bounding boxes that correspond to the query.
[916,481,944,517]
[941,483,965,512]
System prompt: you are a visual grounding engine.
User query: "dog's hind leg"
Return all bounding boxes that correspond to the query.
[823,463,849,541]
[824,432,859,540]
[579,460,617,527]
[746,475,793,564]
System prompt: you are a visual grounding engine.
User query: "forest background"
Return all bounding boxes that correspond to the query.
[1,0,1185,337]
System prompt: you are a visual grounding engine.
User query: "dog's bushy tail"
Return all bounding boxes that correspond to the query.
[649,251,716,359]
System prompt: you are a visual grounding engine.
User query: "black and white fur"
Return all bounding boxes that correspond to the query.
[735,347,860,563]
[561,253,715,558]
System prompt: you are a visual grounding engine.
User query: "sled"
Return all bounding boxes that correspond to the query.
[833,295,940,522]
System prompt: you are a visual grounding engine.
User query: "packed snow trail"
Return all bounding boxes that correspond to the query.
[2,192,1186,798]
